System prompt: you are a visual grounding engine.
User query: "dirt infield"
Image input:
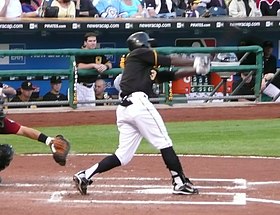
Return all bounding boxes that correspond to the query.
[1,103,280,215]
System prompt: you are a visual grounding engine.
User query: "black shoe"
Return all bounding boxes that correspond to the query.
[173,182,199,195]
[73,170,90,195]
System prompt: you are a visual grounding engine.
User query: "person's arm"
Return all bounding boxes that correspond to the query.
[69,1,76,17]
[105,61,112,70]
[130,0,143,17]
[174,67,197,80]
[228,0,244,17]
[73,0,80,17]
[16,126,54,145]
[0,0,10,17]
[77,61,112,73]
[2,86,17,97]
[170,56,194,67]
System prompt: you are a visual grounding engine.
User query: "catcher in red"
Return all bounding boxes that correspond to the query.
[0,88,71,182]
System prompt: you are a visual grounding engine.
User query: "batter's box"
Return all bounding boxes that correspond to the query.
[52,177,247,206]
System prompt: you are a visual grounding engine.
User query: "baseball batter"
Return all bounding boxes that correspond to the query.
[73,31,210,195]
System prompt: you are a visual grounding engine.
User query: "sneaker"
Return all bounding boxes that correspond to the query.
[193,55,211,76]
[73,170,90,195]
[173,182,199,195]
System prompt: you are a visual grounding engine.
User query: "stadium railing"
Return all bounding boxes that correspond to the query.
[0,46,263,108]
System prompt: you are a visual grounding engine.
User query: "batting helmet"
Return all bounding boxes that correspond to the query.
[0,144,14,171]
[126,31,155,51]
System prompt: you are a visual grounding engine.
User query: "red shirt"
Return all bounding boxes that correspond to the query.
[0,117,21,134]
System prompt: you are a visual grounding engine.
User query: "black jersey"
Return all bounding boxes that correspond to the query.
[42,92,68,101]
[120,48,174,97]
[75,54,110,83]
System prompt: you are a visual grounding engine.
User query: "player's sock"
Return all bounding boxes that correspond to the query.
[160,146,187,186]
[86,154,121,179]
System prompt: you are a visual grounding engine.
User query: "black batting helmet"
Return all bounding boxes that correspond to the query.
[126,31,155,51]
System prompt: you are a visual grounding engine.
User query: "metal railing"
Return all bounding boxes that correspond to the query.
[0,46,263,108]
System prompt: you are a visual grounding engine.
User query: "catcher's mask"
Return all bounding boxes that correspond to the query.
[126,31,155,51]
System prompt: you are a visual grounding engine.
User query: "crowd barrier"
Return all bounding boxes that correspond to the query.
[0,46,263,108]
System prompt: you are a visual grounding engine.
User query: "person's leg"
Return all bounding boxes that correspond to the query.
[263,83,280,102]
[76,83,96,107]
[73,105,143,195]
[134,95,198,194]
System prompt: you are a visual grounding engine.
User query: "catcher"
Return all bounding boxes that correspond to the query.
[0,86,70,183]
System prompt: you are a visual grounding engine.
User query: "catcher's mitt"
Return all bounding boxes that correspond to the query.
[0,144,14,171]
[50,135,70,166]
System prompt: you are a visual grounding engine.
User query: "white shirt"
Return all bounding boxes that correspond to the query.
[0,0,22,18]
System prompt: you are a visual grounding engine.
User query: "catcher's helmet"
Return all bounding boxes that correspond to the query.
[126,31,155,51]
[0,144,14,171]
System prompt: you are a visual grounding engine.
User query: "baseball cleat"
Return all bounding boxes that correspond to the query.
[173,182,199,195]
[73,170,90,195]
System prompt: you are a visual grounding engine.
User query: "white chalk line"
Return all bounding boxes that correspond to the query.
[22,153,280,160]
[47,177,280,206]
[50,198,247,206]
[0,177,246,190]
[2,177,280,205]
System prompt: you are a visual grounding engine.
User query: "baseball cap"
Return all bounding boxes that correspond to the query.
[21,81,35,90]
[262,41,273,48]
[50,76,62,84]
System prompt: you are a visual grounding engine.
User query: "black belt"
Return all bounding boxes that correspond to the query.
[120,95,133,107]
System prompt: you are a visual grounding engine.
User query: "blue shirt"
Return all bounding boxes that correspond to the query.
[120,0,141,17]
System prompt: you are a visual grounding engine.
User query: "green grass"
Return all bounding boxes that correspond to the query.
[2,119,280,157]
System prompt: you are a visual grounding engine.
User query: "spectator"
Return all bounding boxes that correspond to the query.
[31,0,41,9]
[182,0,200,17]
[74,0,99,17]
[119,0,143,17]
[10,81,37,107]
[206,0,228,16]
[20,0,36,12]
[232,71,255,101]
[94,79,112,106]
[0,0,22,18]
[258,0,280,16]
[51,0,76,17]
[261,41,280,102]
[195,0,210,16]
[42,76,68,104]
[75,32,112,107]
[143,0,177,18]
[229,0,260,17]
[263,40,277,75]
[93,0,121,18]
[261,73,280,102]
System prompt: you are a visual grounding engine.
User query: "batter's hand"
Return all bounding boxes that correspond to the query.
[193,56,211,76]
